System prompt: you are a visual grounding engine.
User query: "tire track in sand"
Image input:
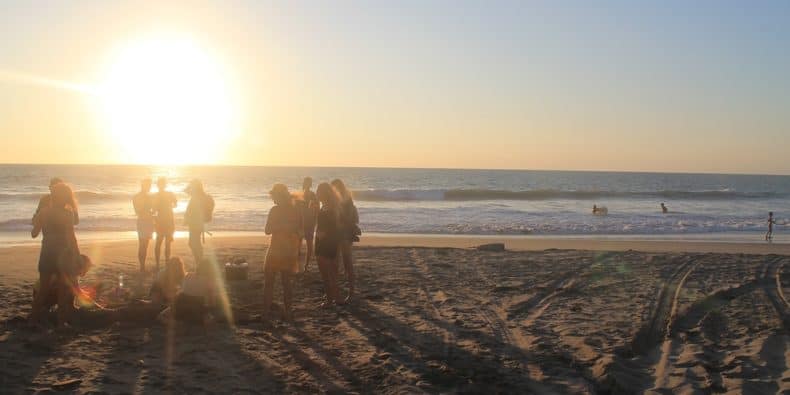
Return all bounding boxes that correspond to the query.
[761,256,790,328]
[653,255,774,391]
[631,256,697,356]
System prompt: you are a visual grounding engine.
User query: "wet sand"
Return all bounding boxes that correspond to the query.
[1,236,789,393]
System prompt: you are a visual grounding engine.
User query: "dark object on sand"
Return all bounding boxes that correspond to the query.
[225,257,249,281]
[477,243,506,252]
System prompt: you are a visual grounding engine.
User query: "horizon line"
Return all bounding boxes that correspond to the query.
[0,161,788,178]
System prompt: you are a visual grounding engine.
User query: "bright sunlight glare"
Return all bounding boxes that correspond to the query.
[97,34,239,165]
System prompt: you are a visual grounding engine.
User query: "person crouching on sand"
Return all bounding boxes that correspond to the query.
[315,183,343,307]
[170,259,218,324]
[331,179,360,304]
[262,184,303,322]
[150,257,187,306]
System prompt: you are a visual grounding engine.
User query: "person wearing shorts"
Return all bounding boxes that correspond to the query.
[152,177,177,273]
[133,179,155,273]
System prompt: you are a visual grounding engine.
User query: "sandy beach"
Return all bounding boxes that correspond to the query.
[1,235,789,394]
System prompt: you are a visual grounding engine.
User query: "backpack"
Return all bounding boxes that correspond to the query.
[203,194,215,223]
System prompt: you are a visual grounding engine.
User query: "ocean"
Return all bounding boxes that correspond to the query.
[1,164,788,243]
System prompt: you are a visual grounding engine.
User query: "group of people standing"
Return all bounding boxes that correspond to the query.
[29,174,360,328]
[133,177,214,273]
[263,177,360,321]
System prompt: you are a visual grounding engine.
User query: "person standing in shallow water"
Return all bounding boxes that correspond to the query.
[766,211,776,241]
[153,177,177,273]
[262,183,303,321]
[331,179,359,304]
[184,179,213,265]
[133,179,154,273]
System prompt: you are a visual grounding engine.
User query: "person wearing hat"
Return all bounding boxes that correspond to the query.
[184,179,214,264]
[262,183,303,322]
[33,177,79,226]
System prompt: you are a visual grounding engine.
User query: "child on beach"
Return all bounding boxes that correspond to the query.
[262,184,303,321]
[315,183,343,307]
[766,212,776,241]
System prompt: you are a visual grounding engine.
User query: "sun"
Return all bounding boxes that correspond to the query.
[97,34,239,165]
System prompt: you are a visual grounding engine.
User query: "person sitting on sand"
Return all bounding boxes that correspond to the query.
[331,179,360,304]
[315,183,343,307]
[262,184,303,322]
[150,257,187,306]
[170,259,218,324]
[184,179,214,264]
[661,203,668,214]
[30,182,81,328]
[152,177,177,272]
[133,178,154,273]
[766,211,776,241]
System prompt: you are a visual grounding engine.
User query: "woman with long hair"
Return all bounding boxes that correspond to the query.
[331,179,360,303]
[315,182,343,306]
[30,182,80,327]
[262,183,303,321]
[184,179,214,265]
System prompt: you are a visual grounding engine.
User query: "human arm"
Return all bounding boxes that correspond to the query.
[31,207,46,238]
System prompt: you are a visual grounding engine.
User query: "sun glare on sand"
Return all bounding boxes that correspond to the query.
[97,34,239,165]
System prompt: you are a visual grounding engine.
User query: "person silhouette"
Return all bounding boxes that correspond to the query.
[133,179,154,273]
[152,177,177,273]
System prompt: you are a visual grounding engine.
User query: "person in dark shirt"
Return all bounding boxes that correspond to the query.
[331,179,359,304]
[315,183,342,307]
[299,177,319,271]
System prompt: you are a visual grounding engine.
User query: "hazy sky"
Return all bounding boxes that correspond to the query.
[1,1,789,173]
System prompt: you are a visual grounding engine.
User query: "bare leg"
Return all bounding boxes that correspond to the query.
[189,230,203,263]
[56,275,76,328]
[305,238,314,271]
[164,235,173,265]
[154,234,164,272]
[339,241,354,303]
[282,271,293,321]
[138,237,150,273]
[262,265,275,317]
[318,257,340,305]
[30,271,51,323]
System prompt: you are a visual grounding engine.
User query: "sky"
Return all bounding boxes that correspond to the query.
[0,0,789,173]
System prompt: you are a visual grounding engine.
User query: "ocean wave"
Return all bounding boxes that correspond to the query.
[352,188,781,202]
[0,191,129,203]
